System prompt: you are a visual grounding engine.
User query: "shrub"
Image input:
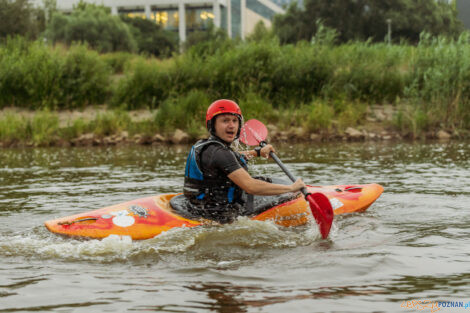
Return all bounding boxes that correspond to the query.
[58,44,111,108]
[100,52,135,74]
[184,22,235,58]
[111,57,171,109]
[303,100,334,132]
[0,38,62,108]
[322,42,409,103]
[30,110,60,145]
[89,110,132,136]
[0,38,110,109]
[393,104,431,139]
[405,32,470,129]
[154,90,210,136]
[336,100,368,130]
[238,92,276,122]
[0,112,29,142]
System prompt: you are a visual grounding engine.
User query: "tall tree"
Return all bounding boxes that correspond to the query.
[44,4,137,53]
[273,2,311,44]
[120,16,178,58]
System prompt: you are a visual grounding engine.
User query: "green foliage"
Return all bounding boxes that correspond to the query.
[0,38,110,109]
[154,90,210,136]
[0,38,63,108]
[0,112,29,142]
[246,21,276,43]
[59,44,111,108]
[0,109,158,145]
[0,0,45,40]
[393,104,431,139]
[120,16,178,58]
[267,43,334,104]
[111,57,171,109]
[0,110,59,145]
[388,0,463,42]
[100,52,135,74]
[30,110,60,145]
[175,39,334,105]
[302,100,334,132]
[300,99,368,133]
[89,110,132,136]
[62,118,87,140]
[273,0,463,44]
[273,2,311,44]
[184,23,235,57]
[336,101,368,130]
[2,31,470,134]
[238,92,276,121]
[405,32,470,129]
[322,42,410,102]
[203,40,281,101]
[310,20,338,46]
[44,4,137,53]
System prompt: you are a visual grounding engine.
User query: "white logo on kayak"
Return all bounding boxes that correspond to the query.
[111,210,135,227]
[329,198,344,210]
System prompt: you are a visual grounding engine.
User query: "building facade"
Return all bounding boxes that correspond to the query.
[33,0,284,42]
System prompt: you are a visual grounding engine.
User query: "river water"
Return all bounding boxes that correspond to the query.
[0,141,469,312]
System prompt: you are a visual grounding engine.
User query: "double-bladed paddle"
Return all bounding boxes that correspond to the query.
[240,119,334,239]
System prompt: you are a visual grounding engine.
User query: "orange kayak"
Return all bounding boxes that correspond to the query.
[45,183,383,240]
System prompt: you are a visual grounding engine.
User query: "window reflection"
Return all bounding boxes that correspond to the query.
[126,12,146,19]
[155,10,179,30]
[123,7,215,32]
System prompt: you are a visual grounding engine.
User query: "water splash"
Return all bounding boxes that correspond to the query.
[0,218,321,264]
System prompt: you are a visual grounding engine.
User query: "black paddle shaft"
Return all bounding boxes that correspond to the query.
[259,141,309,196]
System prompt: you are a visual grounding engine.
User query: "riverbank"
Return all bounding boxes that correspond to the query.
[0,106,464,148]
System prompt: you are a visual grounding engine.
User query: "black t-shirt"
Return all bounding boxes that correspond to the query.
[199,143,245,179]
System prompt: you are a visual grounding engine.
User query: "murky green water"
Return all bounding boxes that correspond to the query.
[0,141,469,312]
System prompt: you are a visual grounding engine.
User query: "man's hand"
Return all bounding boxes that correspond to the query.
[260,144,275,158]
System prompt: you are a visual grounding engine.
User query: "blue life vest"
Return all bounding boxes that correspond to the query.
[184,137,247,207]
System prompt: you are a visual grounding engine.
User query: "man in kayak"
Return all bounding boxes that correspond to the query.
[184,99,306,223]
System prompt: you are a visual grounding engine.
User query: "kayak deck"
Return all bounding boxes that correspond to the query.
[45,184,383,240]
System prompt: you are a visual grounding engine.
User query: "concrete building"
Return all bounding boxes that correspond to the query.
[32,0,285,42]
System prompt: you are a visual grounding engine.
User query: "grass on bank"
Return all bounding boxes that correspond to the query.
[0,109,158,146]
[0,94,382,146]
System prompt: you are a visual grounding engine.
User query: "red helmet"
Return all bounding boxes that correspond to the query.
[206,99,243,137]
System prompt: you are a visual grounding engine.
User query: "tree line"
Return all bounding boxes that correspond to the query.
[273,0,463,44]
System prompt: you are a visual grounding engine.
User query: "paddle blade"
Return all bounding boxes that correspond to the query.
[306,193,334,239]
[240,119,268,146]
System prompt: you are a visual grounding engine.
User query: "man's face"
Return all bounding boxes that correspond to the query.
[214,114,239,143]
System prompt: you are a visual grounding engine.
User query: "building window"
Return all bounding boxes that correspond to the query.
[120,6,223,32]
[153,9,179,30]
[186,7,214,31]
[126,12,146,19]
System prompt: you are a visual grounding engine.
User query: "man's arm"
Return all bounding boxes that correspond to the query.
[228,168,305,195]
